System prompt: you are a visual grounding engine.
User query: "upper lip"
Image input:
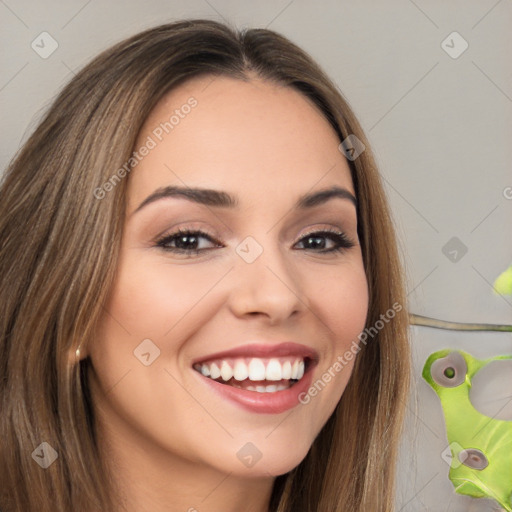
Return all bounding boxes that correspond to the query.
[192,341,319,366]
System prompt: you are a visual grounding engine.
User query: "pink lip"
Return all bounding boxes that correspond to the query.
[192,341,319,366]
[193,359,317,414]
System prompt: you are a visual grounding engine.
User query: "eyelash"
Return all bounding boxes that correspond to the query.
[155,227,355,257]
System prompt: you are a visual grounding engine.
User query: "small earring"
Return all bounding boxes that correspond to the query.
[75,345,81,360]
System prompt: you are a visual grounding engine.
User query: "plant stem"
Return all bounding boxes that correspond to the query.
[409,314,512,332]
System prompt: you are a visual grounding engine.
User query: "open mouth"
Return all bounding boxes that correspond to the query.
[192,356,311,393]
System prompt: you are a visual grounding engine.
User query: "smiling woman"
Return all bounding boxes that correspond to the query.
[0,19,410,512]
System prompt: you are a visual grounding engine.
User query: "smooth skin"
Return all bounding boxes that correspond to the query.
[84,74,369,512]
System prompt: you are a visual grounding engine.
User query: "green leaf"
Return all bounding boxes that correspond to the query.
[423,350,512,511]
[494,264,512,296]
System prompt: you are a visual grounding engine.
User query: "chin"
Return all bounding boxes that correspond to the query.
[219,437,314,478]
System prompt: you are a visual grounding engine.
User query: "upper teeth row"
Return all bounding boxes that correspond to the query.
[194,357,305,382]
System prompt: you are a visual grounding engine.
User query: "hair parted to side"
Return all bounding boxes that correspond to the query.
[0,19,410,512]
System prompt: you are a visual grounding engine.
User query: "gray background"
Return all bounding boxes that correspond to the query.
[1,1,511,510]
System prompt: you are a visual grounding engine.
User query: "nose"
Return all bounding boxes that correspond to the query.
[227,237,307,325]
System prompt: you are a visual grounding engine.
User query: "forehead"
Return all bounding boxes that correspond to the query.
[127,75,354,210]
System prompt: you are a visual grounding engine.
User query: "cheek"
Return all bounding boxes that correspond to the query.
[101,255,229,339]
[297,261,368,419]
[308,260,369,345]
[87,251,217,397]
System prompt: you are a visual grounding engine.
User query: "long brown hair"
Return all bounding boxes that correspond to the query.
[0,19,410,512]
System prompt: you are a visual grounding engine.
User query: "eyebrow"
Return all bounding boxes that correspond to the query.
[132,185,357,215]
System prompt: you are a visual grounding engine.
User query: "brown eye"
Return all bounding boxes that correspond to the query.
[458,448,488,470]
[295,229,355,254]
[430,352,467,387]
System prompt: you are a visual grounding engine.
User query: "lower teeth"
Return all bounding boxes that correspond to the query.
[226,381,296,393]
[234,383,288,393]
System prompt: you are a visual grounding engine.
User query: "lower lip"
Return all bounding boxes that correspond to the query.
[193,364,315,414]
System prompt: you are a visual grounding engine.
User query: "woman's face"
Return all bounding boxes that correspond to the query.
[88,75,369,478]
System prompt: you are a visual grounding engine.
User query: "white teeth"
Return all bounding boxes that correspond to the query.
[281,361,292,379]
[297,360,305,380]
[195,356,308,383]
[248,358,266,381]
[244,383,290,393]
[233,359,249,381]
[265,358,282,381]
[291,360,299,379]
[210,362,221,380]
[220,361,233,381]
